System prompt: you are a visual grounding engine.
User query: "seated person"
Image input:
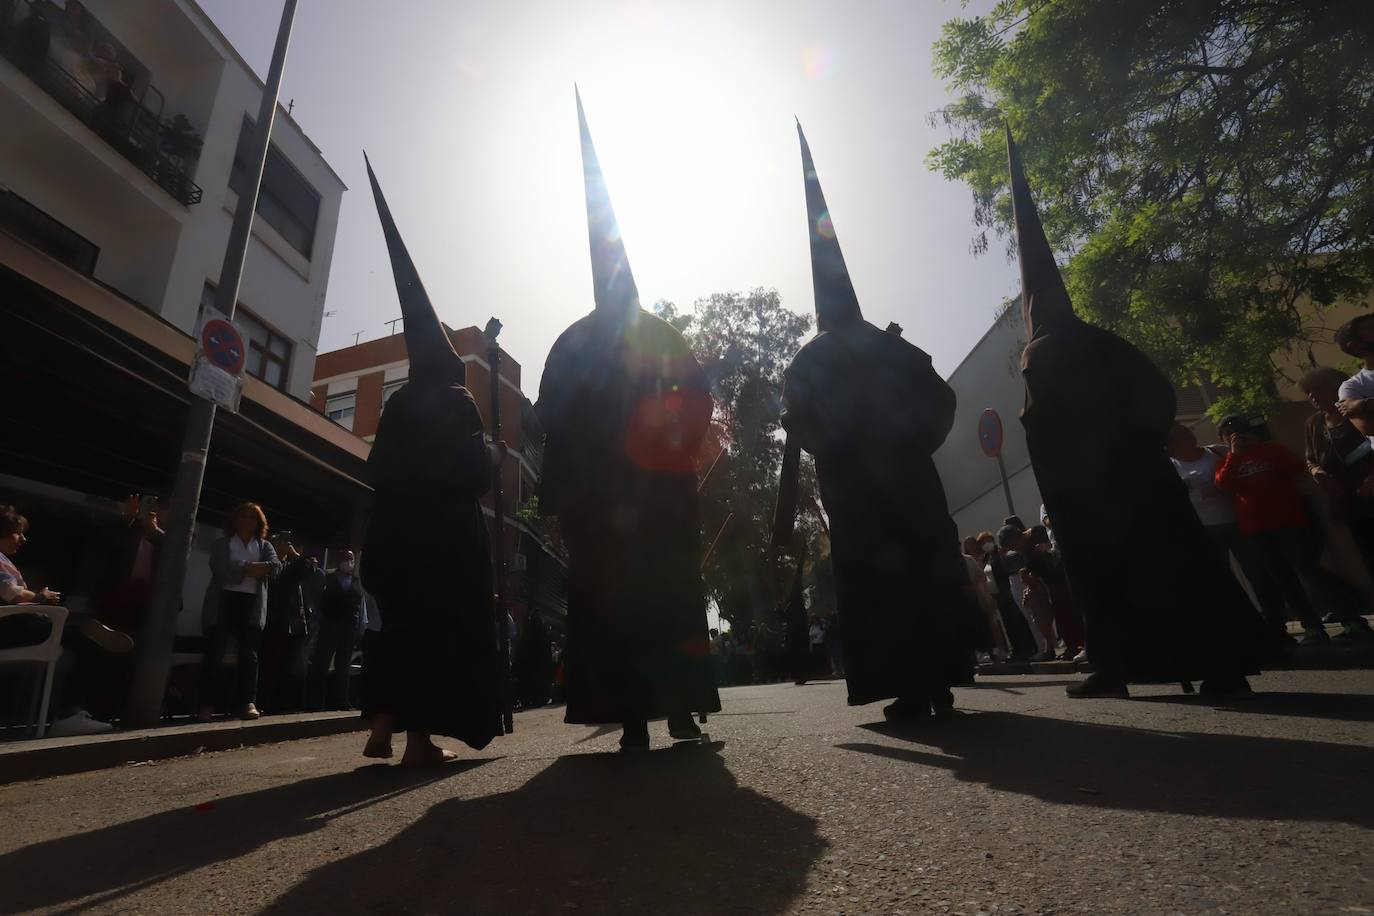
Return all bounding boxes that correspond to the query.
[0,505,132,736]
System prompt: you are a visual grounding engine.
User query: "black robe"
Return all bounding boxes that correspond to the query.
[779,551,810,683]
[537,308,722,724]
[781,319,970,708]
[1021,324,1263,682]
[361,381,503,749]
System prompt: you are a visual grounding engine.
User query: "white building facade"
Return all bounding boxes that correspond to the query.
[0,0,345,400]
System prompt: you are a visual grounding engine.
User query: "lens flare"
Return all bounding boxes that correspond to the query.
[815,212,835,240]
[802,43,838,80]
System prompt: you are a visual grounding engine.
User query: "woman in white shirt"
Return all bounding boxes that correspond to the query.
[197,503,281,721]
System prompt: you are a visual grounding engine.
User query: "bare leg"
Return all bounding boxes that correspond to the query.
[400,731,457,767]
[363,713,395,759]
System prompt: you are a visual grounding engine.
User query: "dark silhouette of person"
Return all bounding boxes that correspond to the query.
[776,122,970,722]
[534,90,721,751]
[1005,125,1262,698]
[358,155,505,763]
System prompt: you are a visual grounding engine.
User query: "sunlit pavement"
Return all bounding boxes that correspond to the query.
[1,670,1371,915]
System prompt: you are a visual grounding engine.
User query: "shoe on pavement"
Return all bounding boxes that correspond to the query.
[78,618,133,654]
[1200,676,1253,696]
[1029,650,1055,662]
[883,697,932,721]
[48,710,114,737]
[240,704,261,720]
[1298,627,1331,646]
[667,714,702,741]
[1322,611,1341,625]
[1071,648,1089,663]
[1066,674,1129,699]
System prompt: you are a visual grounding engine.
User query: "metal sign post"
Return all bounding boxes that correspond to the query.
[124,0,298,728]
[978,408,1016,518]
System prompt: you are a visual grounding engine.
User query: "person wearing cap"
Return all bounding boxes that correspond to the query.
[1215,415,1374,645]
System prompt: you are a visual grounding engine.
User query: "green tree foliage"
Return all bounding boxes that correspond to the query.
[653,290,819,630]
[928,0,1374,416]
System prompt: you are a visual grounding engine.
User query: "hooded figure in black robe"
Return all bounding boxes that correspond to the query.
[535,90,721,750]
[358,155,504,759]
[777,122,970,720]
[1006,126,1262,697]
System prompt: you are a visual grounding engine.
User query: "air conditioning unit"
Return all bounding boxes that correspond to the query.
[510,554,528,573]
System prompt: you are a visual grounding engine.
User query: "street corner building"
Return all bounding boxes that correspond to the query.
[0,0,370,647]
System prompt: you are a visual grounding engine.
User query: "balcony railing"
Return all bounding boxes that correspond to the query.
[0,1,203,207]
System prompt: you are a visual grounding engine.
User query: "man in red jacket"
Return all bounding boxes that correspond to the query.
[1214,416,1374,645]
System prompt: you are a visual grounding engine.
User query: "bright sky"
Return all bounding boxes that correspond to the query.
[199,0,1018,392]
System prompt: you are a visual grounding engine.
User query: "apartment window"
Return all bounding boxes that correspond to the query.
[200,283,293,390]
[0,190,99,275]
[325,392,356,430]
[229,117,321,258]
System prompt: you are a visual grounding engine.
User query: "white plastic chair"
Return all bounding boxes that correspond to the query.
[0,605,69,739]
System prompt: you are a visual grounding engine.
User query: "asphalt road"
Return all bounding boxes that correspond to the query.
[1,670,1371,915]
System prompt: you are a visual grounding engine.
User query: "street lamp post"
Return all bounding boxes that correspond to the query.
[124,0,299,728]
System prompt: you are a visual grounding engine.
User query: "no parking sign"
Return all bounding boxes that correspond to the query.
[189,308,245,412]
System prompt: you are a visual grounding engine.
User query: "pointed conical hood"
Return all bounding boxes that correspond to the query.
[576,88,640,317]
[365,152,464,384]
[1006,125,1076,340]
[797,121,861,332]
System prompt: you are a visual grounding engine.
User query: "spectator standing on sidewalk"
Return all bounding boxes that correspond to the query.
[979,531,1036,661]
[962,536,1007,661]
[197,503,280,722]
[1215,416,1374,646]
[309,549,365,711]
[1302,368,1374,589]
[259,532,310,713]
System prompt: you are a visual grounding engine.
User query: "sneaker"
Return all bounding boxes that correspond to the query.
[77,618,133,654]
[1029,650,1055,662]
[1298,627,1331,646]
[48,710,114,737]
[1322,611,1341,625]
[1066,674,1129,699]
[240,704,261,720]
[1072,648,1089,663]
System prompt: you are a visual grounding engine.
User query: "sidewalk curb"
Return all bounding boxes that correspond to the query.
[0,713,365,786]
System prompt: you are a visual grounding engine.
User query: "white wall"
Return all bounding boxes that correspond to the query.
[2,0,345,402]
[933,303,1045,537]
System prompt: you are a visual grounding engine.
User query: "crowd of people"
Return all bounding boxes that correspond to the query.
[0,498,487,738]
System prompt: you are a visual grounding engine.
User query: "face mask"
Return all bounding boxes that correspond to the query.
[339,561,355,574]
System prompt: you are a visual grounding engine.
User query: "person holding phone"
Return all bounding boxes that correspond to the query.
[197,503,281,721]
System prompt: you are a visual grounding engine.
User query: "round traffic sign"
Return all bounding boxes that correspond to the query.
[202,319,246,376]
[978,408,1004,458]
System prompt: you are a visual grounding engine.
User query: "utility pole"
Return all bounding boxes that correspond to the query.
[124,0,299,728]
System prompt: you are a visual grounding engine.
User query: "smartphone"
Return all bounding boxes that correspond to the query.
[138,495,159,520]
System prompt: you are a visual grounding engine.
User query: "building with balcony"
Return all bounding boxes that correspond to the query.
[313,329,569,631]
[1,0,345,399]
[0,0,362,671]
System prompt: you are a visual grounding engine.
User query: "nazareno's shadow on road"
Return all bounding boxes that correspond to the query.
[263,742,827,916]
[1130,691,1374,723]
[840,711,1374,829]
[0,760,490,915]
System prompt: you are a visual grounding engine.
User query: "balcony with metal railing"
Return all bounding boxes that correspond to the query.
[0,0,202,207]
